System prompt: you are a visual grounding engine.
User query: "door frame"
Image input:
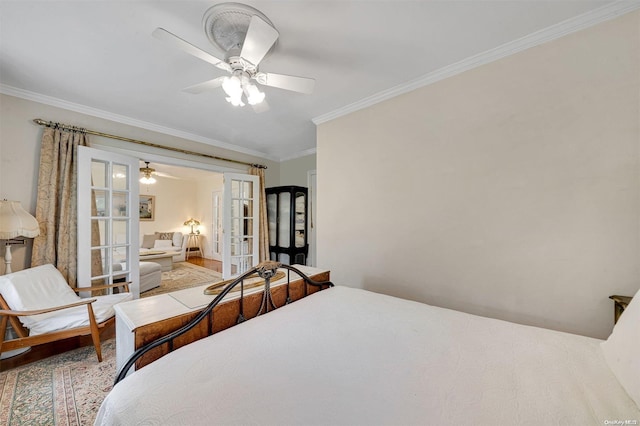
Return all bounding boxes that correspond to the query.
[80,144,251,281]
[307,169,317,267]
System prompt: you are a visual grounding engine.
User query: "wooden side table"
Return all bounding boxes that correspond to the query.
[609,295,633,324]
[186,233,203,259]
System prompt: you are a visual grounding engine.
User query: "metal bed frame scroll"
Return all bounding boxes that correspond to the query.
[114,261,334,384]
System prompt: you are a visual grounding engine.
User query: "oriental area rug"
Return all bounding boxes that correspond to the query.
[0,339,116,426]
[142,261,223,297]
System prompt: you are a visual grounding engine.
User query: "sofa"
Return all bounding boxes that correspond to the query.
[140,232,189,262]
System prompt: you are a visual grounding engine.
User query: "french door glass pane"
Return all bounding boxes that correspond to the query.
[113,220,128,245]
[242,181,252,198]
[92,219,107,246]
[231,180,240,198]
[91,247,108,280]
[93,190,108,217]
[112,247,128,268]
[113,191,128,217]
[91,160,107,188]
[112,163,128,190]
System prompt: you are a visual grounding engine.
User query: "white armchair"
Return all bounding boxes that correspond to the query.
[0,264,132,362]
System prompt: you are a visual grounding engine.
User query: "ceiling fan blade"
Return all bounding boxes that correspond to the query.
[240,16,279,66]
[152,27,231,73]
[255,72,315,94]
[182,77,226,94]
[154,171,180,180]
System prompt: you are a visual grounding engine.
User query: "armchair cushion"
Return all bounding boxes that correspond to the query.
[28,293,132,336]
[0,264,79,314]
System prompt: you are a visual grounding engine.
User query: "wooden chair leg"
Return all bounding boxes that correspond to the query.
[86,305,102,362]
[0,316,7,356]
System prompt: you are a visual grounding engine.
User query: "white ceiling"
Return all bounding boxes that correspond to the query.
[0,1,629,161]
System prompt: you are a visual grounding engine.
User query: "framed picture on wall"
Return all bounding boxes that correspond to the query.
[139,195,155,221]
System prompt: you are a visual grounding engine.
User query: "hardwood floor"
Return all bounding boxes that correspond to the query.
[0,256,221,371]
[185,256,222,273]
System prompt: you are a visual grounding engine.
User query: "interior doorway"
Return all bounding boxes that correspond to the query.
[137,161,225,272]
[80,144,262,285]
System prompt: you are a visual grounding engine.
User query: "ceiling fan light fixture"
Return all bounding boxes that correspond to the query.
[140,175,157,185]
[222,74,243,97]
[226,95,245,107]
[245,83,265,105]
[139,161,157,184]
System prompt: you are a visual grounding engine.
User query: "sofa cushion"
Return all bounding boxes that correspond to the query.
[141,234,156,249]
[155,232,174,241]
[172,232,183,247]
[154,239,173,249]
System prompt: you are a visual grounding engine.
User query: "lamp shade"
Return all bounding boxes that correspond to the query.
[0,200,40,239]
[183,218,200,227]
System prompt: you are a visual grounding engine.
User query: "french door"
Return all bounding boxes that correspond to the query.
[222,173,259,278]
[77,147,140,297]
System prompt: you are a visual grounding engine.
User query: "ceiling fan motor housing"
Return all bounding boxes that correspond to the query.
[202,2,277,61]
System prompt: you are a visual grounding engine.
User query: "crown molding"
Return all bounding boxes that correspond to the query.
[313,0,640,125]
[279,147,317,162]
[0,84,281,162]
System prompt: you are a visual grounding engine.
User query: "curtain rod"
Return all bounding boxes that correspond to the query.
[32,118,267,169]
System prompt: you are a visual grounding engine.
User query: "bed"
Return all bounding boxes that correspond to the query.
[96,262,640,425]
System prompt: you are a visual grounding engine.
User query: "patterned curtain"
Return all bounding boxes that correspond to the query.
[31,127,89,286]
[250,166,269,262]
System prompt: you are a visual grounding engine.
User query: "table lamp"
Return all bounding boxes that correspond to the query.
[0,200,40,274]
[184,218,200,234]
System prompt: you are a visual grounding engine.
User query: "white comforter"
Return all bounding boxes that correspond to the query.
[96,287,639,425]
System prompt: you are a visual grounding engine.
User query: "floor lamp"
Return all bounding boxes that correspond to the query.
[0,200,40,358]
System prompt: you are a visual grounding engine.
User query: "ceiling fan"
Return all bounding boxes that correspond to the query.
[139,161,179,184]
[153,3,315,111]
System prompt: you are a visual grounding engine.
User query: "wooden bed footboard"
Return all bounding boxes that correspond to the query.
[114,262,333,384]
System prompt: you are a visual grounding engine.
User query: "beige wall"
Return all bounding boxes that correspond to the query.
[279,154,316,187]
[0,94,278,273]
[139,176,198,239]
[317,11,640,339]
